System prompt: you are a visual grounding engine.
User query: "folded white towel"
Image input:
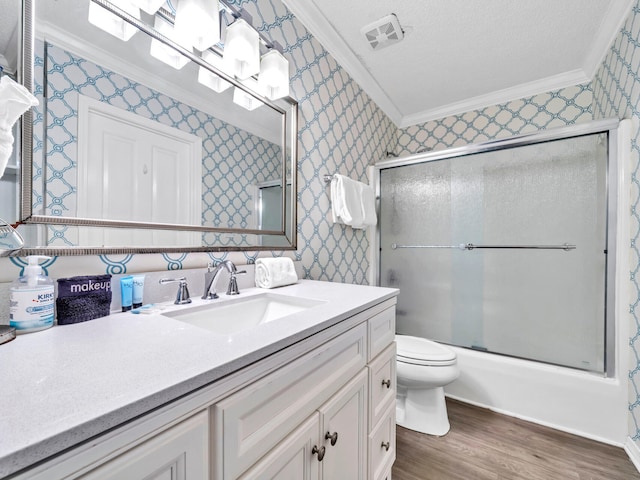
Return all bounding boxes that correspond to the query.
[331,174,376,229]
[331,174,365,227]
[0,76,38,178]
[255,257,298,289]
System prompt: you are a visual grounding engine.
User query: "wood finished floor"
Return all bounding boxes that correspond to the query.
[392,399,640,480]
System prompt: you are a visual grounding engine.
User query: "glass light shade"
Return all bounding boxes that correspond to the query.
[233,80,263,111]
[258,49,289,100]
[149,16,190,69]
[130,0,165,14]
[174,0,220,51]
[198,50,232,92]
[88,0,140,41]
[223,18,260,79]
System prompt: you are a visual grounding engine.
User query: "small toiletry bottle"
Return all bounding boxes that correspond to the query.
[9,255,55,334]
[120,276,133,312]
[132,275,145,309]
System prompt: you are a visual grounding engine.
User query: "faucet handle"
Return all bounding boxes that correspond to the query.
[226,270,246,296]
[159,277,192,305]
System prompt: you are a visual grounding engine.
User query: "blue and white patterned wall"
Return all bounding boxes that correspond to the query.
[592,0,640,448]
[243,0,397,282]
[395,84,593,156]
[37,42,281,247]
[0,0,395,281]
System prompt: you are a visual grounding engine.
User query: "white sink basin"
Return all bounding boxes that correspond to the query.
[163,293,326,335]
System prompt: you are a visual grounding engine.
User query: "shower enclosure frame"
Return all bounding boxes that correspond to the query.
[373,118,622,378]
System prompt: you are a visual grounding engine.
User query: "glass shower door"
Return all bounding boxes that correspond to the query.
[379,133,608,372]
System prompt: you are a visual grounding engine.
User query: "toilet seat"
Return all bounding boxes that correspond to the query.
[396,335,457,366]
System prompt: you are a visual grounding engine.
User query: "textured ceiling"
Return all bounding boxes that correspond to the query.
[282,0,634,127]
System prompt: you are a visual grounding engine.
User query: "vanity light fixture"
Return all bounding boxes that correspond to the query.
[223,18,260,80]
[149,15,190,69]
[130,0,166,15]
[198,50,232,92]
[87,0,291,101]
[258,49,289,100]
[232,79,263,110]
[88,0,140,41]
[174,0,220,51]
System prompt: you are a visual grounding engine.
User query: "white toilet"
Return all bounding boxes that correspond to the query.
[395,334,460,436]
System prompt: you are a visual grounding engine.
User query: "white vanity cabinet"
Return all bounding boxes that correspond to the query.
[78,411,209,480]
[239,370,368,480]
[217,304,396,480]
[15,408,211,480]
[9,296,396,480]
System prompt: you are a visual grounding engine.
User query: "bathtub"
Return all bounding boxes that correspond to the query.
[444,344,628,445]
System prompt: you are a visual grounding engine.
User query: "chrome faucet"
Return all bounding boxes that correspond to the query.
[159,277,191,305]
[202,261,247,299]
[224,261,247,296]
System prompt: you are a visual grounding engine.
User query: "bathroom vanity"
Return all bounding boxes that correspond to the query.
[0,280,397,479]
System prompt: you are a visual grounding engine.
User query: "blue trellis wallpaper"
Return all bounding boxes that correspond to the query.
[36,41,281,247]
[395,84,593,156]
[592,0,640,447]
[4,0,640,448]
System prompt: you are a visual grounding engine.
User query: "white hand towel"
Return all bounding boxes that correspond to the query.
[330,175,343,224]
[0,76,38,178]
[360,183,377,227]
[255,257,298,289]
[331,174,364,227]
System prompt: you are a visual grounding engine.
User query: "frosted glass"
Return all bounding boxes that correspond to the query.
[379,133,607,372]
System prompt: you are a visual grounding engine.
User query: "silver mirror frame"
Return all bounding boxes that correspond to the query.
[16,0,298,255]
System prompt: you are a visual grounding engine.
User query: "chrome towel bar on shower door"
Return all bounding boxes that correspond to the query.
[390,243,576,251]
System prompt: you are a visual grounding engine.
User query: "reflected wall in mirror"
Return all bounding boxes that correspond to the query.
[17,0,297,252]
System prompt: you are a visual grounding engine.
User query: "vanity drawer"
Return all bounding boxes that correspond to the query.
[369,401,396,480]
[369,342,396,430]
[368,306,396,361]
[213,323,367,480]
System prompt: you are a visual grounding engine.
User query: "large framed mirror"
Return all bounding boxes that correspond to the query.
[8,0,297,254]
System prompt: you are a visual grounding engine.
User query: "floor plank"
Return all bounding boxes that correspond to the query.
[392,399,640,480]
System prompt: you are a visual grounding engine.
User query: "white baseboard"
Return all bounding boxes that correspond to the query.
[625,437,640,474]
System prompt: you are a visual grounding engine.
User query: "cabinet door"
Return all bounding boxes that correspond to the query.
[319,370,368,480]
[369,343,396,430]
[368,306,396,361]
[215,324,366,479]
[79,411,208,480]
[239,413,321,480]
[369,402,396,480]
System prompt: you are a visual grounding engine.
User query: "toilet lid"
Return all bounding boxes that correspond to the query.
[396,335,457,365]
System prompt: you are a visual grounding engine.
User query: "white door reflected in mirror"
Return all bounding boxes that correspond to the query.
[77,96,202,247]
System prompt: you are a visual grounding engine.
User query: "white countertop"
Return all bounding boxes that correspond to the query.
[0,280,397,478]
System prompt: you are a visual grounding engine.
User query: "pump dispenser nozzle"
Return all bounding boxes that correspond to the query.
[24,256,51,287]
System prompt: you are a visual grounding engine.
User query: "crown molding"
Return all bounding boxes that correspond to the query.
[582,0,635,79]
[281,0,403,125]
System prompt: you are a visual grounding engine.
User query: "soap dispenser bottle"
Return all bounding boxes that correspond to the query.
[9,255,55,334]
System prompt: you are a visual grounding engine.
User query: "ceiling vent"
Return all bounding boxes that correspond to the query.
[361,14,404,51]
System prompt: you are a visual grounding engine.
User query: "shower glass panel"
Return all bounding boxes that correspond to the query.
[379,132,608,373]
